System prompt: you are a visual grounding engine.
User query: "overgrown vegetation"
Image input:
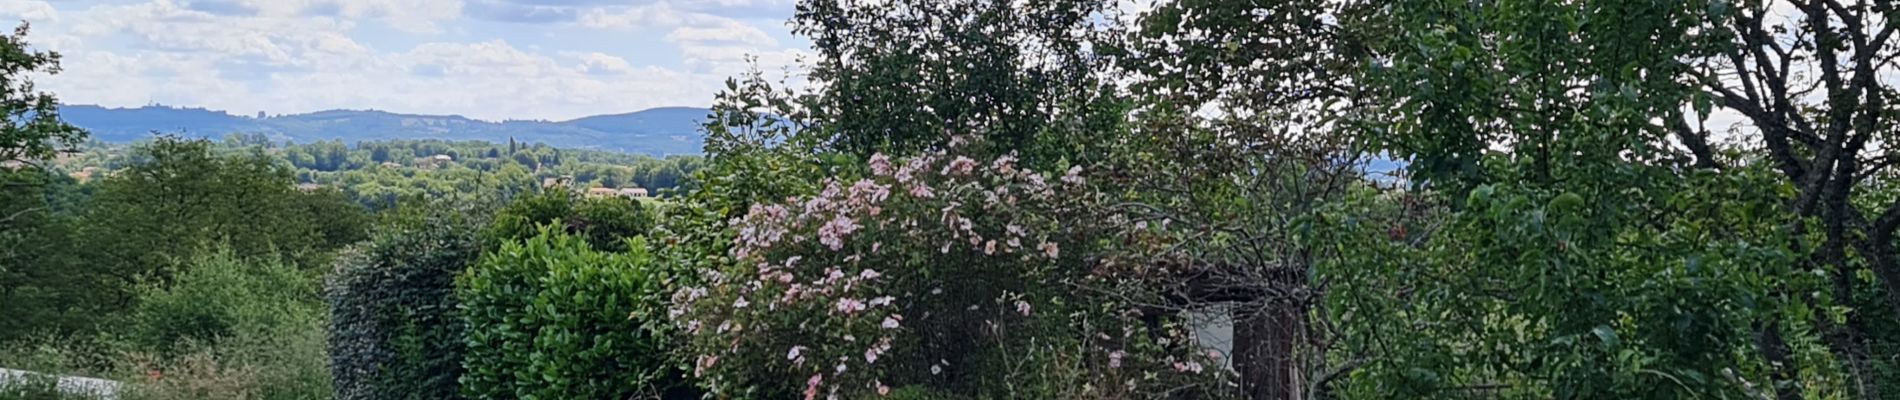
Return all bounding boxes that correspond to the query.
[5,0,1899,398]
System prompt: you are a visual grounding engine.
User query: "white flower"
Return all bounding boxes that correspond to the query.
[881,316,902,329]
[788,346,807,361]
[1108,350,1125,368]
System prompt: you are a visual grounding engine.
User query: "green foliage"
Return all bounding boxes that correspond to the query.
[82,137,368,282]
[0,22,86,167]
[457,229,678,399]
[480,190,652,252]
[324,206,482,400]
[0,170,95,341]
[125,249,318,354]
[787,0,1122,166]
[118,249,331,400]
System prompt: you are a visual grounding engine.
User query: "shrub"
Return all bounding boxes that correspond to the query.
[457,229,679,399]
[124,250,317,355]
[673,150,1207,399]
[120,249,331,400]
[324,208,481,400]
[480,190,652,252]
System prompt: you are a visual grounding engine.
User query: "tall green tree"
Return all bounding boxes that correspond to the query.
[0,22,84,169]
[791,0,1127,165]
[80,137,368,300]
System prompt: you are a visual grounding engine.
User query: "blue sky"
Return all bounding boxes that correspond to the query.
[1,0,811,121]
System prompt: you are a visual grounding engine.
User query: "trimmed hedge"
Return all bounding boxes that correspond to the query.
[324,212,482,400]
[456,229,677,399]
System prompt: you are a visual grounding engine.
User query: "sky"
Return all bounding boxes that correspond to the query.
[0,0,812,121]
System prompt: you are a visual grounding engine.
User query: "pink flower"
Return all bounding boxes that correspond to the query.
[881,316,902,329]
[1016,300,1032,316]
[990,154,1018,175]
[836,298,867,314]
[848,179,891,206]
[1109,350,1125,368]
[908,183,935,198]
[804,374,823,400]
[788,346,806,362]
[984,240,997,255]
[1039,242,1060,259]
[733,297,750,308]
[696,355,719,377]
[859,269,883,280]
[943,156,978,176]
[877,381,891,396]
[896,158,924,183]
[869,153,893,176]
[1061,165,1085,185]
[869,296,896,306]
[818,215,861,250]
[864,347,881,364]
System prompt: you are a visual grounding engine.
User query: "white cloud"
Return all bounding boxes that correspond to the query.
[574,52,635,74]
[0,0,58,22]
[187,0,465,32]
[664,18,775,46]
[26,0,811,121]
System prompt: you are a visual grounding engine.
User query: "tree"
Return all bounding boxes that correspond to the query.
[1677,2,1900,395]
[0,22,84,170]
[80,137,367,303]
[791,0,1126,165]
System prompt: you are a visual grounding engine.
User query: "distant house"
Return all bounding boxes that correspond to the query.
[295,183,324,192]
[582,186,650,199]
[379,161,403,168]
[542,176,573,188]
[432,154,453,161]
[585,187,620,198]
[67,167,99,182]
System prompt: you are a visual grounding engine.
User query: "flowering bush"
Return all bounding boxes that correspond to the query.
[674,147,1226,398]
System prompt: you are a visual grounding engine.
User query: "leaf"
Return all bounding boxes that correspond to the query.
[1592,325,1620,348]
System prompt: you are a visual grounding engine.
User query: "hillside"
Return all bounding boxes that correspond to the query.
[57,105,712,156]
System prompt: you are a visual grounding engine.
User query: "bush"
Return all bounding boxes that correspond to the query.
[457,229,679,399]
[120,250,330,400]
[672,151,1203,399]
[124,250,317,355]
[481,190,652,252]
[324,210,482,400]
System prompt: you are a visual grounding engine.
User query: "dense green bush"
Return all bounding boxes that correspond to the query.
[120,249,331,400]
[324,207,482,400]
[480,190,653,252]
[457,229,678,399]
[124,250,318,353]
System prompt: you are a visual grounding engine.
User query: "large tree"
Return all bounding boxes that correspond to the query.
[0,22,84,170]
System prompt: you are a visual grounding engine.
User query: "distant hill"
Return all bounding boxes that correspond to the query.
[57,105,712,156]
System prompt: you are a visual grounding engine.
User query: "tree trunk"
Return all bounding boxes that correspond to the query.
[1232,268,1307,400]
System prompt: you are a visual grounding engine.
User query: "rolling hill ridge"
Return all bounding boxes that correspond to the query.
[58,105,713,156]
